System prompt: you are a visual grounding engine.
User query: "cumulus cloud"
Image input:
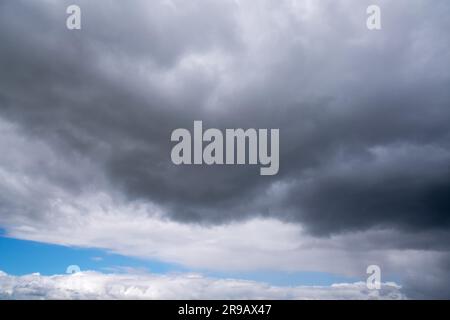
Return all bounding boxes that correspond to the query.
[0,271,405,300]
[0,0,449,299]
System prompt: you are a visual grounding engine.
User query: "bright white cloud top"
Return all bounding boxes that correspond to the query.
[0,271,404,300]
[1,0,450,300]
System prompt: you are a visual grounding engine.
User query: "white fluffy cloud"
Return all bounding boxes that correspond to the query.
[0,270,404,300]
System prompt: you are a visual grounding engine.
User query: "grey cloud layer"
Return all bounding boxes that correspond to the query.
[1,0,449,234]
[0,0,450,290]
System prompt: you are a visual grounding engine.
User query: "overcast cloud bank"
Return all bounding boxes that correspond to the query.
[0,0,449,299]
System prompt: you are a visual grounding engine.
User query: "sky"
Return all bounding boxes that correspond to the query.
[0,0,449,299]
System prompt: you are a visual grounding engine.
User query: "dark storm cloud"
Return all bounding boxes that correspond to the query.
[0,0,450,238]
